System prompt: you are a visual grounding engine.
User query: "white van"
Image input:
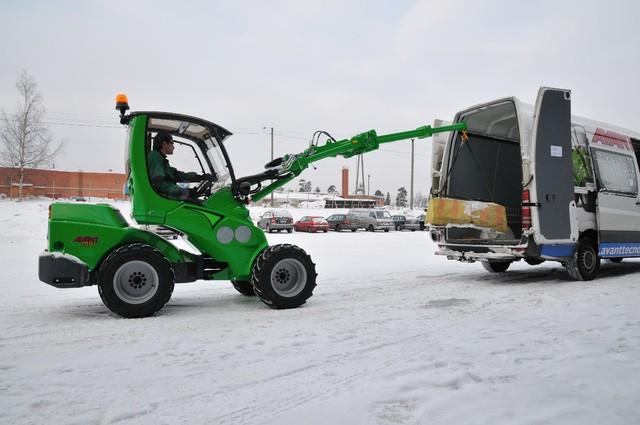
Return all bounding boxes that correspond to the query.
[429,87,640,280]
[348,208,394,232]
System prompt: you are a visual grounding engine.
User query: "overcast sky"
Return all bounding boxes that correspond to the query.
[1,0,639,197]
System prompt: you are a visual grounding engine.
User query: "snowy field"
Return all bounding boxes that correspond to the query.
[1,198,639,425]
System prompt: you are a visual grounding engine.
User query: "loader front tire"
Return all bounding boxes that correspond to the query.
[232,280,255,296]
[98,244,174,318]
[251,244,317,309]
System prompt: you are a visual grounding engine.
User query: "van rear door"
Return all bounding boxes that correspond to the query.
[530,87,577,245]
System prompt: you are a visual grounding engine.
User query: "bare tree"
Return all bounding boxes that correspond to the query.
[0,70,62,198]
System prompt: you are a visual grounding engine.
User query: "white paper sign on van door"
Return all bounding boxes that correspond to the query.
[550,145,563,157]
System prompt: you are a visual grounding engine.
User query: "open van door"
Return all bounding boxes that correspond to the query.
[530,87,577,245]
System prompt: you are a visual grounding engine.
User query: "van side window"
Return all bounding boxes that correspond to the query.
[592,149,638,195]
[571,125,594,187]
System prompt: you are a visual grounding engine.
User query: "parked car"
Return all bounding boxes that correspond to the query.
[294,216,329,233]
[326,213,360,232]
[257,209,293,233]
[403,214,424,231]
[392,215,406,230]
[348,208,394,232]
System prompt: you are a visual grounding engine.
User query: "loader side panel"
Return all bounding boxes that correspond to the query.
[48,204,186,271]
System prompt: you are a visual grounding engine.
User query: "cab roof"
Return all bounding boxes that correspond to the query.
[129,111,233,142]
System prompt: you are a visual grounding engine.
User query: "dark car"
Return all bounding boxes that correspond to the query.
[294,216,329,233]
[404,214,426,231]
[257,209,294,233]
[326,213,360,232]
[392,215,406,230]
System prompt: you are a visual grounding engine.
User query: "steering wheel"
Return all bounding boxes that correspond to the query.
[193,179,213,198]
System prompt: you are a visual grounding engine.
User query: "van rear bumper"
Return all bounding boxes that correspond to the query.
[436,240,575,262]
[436,247,518,262]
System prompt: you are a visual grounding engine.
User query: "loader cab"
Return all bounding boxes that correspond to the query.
[125,112,235,224]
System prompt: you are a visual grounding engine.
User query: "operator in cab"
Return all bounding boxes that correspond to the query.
[148,131,214,199]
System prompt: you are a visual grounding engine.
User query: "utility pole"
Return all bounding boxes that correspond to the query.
[264,127,275,207]
[410,138,415,210]
[355,154,365,195]
[367,174,371,196]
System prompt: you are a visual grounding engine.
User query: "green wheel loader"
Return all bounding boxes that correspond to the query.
[38,94,465,318]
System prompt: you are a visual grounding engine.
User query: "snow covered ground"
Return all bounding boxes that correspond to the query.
[1,198,639,425]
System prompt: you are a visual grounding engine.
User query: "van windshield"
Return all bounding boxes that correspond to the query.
[376,211,391,219]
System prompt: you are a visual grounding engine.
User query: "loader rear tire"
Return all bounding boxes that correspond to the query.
[232,280,255,296]
[251,244,317,309]
[98,244,174,318]
[481,261,511,273]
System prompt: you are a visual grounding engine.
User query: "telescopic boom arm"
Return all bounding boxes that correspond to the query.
[243,122,467,202]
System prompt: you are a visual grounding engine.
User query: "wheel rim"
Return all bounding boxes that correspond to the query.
[270,258,307,297]
[113,260,159,304]
[582,248,596,272]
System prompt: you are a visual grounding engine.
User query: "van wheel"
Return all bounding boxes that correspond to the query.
[481,261,511,273]
[287,228,292,234]
[351,228,357,232]
[384,228,390,233]
[525,258,545,266]
[251,244,317,309]
[368,225,374,232]
[335,224,341,232]
[98,244,174,318]
[266,224,272,233]
[566,237,600,281]
[608,258,623,263]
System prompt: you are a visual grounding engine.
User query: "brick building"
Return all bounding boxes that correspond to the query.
[0,167,127,199]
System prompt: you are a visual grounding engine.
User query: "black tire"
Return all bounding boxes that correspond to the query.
[351,228,357,232]
[368,224,374,232]
[335,224,342,232]
[525,258,545,266]
[251,244,317,309]
[98,244,174,318]
[266,224,272,233]
[481,260,511,273]
[232,280,255,296]
[384,228,390,233]
[608,258,623,263]
[566,237,600,281]
[287,228,292,234]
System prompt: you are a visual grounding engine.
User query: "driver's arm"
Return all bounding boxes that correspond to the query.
[172,166,203,183]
